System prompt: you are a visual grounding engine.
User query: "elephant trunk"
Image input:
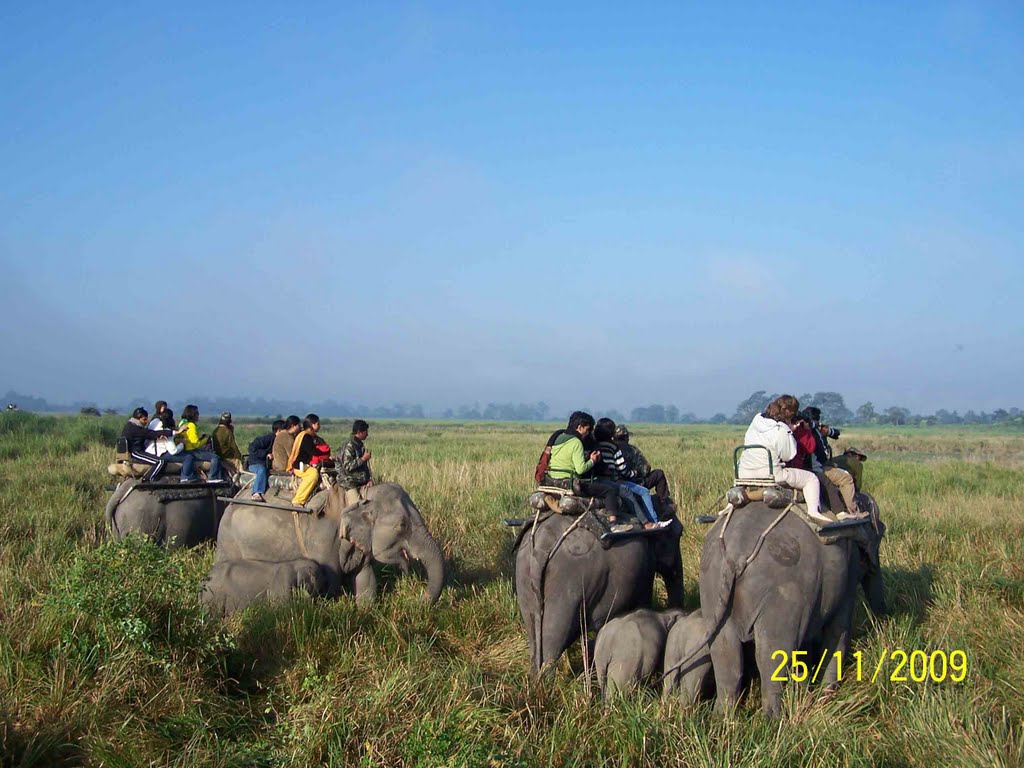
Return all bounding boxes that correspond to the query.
[407,526,445,604]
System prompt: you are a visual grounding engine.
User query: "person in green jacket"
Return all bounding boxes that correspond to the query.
[544,411,622,519]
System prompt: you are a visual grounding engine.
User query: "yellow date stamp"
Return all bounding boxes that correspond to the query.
[770,649,969,684]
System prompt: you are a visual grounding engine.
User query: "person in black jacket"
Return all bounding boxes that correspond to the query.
[247,420,285,502]
[121,407,173,481]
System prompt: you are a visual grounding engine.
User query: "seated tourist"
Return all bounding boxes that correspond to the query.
[593,418,663,528]
[247,420,284,503]
[543,411,621,521]
[286,414,324,509]
[825,448,869,520]
[273,415,302,472]
[613,424,671,500]
[737,395,831,525]
[212,412,243,474]
[340,419,373,505]
[121,407,173,481]
[146,408,181,457]
[174,404,222,482]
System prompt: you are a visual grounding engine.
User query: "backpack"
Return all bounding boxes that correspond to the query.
[533,446,551,485]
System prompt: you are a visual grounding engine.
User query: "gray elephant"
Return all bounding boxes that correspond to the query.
[216,482,445,604]
[662,608,714,705]
[514,512,684,677]
[687,493,885,716]
[201,558,326,616]
[104,477,237,549]
[594,608,686,695]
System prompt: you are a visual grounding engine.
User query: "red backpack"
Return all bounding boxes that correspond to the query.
[533,446,552,485]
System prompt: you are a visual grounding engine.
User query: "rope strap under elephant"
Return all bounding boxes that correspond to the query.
[291,510,311,559]
[735,503,793,578]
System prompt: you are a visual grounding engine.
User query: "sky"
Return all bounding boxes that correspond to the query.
[1,1,1022,417]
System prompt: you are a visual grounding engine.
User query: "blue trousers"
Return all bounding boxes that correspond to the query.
[175,450,221,481]
[621,481,658,523]
[249,463,269,494]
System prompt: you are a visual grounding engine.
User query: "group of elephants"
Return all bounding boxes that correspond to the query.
[105,475,886,716]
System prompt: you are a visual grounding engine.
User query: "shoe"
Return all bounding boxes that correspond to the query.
[836,510,869,521]
[648,519,672,530]
[610,523,634,533]
[251,493,265,503]
[806,509,836,525]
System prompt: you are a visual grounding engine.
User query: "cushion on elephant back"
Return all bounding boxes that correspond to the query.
[107,460,213,478]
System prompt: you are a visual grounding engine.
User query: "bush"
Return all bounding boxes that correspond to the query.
[43,536,233,670]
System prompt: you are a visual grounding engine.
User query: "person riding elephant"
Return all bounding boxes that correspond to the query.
[543,411,621,521]
[216,482,445,604]
[671,493,886,717]
[339,419,373,505]
[514,507,684,677]
[212,412,244,476]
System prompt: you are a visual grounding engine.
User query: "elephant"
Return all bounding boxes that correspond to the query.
[215,482,445,604]
[514,511,684,677]
[594,607,686,695]
[104,477,238,549]
[662,608,715,705]
[684,492,886,716]
[200,558,327,616]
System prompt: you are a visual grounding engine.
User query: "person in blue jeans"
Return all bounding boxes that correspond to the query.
[593,417,666,528]
[174,404,222,482]
[247,419,285,502]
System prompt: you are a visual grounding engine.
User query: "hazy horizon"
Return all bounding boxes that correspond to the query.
[2,4,1022,415]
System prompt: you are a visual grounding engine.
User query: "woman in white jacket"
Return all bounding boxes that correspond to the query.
[737,395,830,524]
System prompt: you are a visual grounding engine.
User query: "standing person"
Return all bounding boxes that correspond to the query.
[286,414,323,508]
[146,408,181,457]
[340,419,373,505]
[247,420,284,503]
[737,395,831,525]
[273,415,301,472]
[613,425,671,500]
[121,407,173,481]
[174,404,222,482]
[212,412,243,475]
[544,411,622,521]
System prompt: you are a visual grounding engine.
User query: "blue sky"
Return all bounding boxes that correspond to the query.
[1,1,1021,416]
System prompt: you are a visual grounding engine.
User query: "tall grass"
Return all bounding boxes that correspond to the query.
[0,411,1021,766]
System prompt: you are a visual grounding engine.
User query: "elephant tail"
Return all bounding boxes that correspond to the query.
[661,546,737,683]
[408,525,446,604]
[104,482,134,536]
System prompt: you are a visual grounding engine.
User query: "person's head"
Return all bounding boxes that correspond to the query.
[272,419,286,433]
[594,417,616,443]
[352,419,369,439]
[219,411,232,426]
[154,400,167,415]
[303,413,320,433]
[803,406,822,422]
[764,395,800,424]
[845,447,868,462]
[285,415,301,434]
[614,424,630,443]
[131,406,149,424]
[567,410,595,437]
[182,404,200,424]
[159,409,175,429]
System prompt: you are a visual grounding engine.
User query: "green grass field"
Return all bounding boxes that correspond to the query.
[1,412,1022,767]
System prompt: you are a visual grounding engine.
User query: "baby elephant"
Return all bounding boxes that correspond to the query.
[594,608,686,695]
[201,558,326,616]
[662,608,715,705]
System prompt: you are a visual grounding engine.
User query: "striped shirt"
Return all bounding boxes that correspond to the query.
[596,441,630,480]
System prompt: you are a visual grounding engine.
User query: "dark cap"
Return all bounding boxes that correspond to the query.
[614,424,630,439]
[845,447,868,460]
[219,411,232,424]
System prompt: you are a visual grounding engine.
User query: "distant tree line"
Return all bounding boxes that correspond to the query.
[4,389,1022,426]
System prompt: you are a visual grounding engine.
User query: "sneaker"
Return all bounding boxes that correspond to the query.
[251,493,266,503]
[806,509,836,525]
[836,510,869,521]
[610,523,634,533]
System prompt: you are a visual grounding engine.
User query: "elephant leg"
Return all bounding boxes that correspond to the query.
[659,557,685,609]
[754,616,802,718]
[710,622,745,714]
[354,562,378,604]
[818,602,854,690]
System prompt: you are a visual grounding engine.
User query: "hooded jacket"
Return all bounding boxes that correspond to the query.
[548,431,595,479]
[737,413,797,479]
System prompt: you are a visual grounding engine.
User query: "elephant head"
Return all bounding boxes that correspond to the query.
[331,484,446,604]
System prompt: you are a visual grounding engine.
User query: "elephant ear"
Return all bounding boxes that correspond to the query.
[339,504,374,556]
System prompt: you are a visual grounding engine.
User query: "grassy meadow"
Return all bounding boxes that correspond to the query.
[1,412,1022,767]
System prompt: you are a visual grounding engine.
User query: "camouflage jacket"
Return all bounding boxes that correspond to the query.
[340,437,372,489]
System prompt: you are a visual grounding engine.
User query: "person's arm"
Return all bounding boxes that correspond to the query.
[777,426,797,464]
[571,438,595,476]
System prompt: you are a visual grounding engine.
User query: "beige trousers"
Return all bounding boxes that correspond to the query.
[822,466,858,515]
[343,485,368,506]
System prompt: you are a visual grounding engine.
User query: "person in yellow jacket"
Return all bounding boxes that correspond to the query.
[286,414,324,508]
[172,404,222,482]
